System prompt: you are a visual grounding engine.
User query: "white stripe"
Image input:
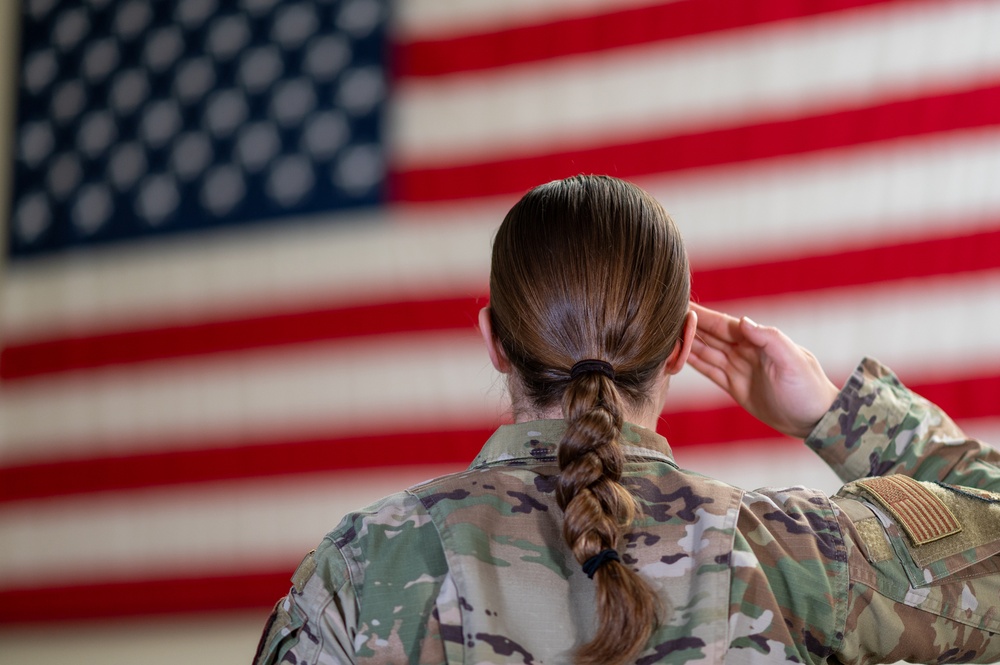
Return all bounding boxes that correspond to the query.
[681,421,1000,495]
[394,0,671,40]
[5,273,1000,463]
[959,419,1000,452]
[6,129,1000,340]
[0,330,504,464]
[676,440,844,495]
[0,203,503,340]
[645,128,1000,264]
[390,0,1000,166]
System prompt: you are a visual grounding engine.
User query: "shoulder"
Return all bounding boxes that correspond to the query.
[323,485,449,593]
[821,476,1000,661]
[253,491,437,665]
[738,484,847,567]
[329,488,433,548]
[725,486,850,662]
[834,476,1000,581]
[834,476,1000,626]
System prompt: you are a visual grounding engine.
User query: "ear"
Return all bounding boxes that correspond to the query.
[664,309,698,375]
[478,306,511,373]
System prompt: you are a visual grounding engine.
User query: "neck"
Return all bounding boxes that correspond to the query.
[510,401,664,430]
[507,369,672,430]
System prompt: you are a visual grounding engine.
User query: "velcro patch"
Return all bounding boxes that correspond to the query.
[291,550,317,593]
[856,475,961,545]
[853,517,895,562]
[940,483,1000,504]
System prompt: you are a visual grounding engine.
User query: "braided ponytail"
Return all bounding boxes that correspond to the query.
[487,175,690,664]
[557,371,660,665]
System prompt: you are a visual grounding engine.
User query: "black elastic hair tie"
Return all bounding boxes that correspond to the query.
[581,549,620,579]
[569,359,615,381]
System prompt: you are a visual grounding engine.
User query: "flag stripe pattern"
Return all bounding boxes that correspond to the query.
[392,84,1000,201]
[3,0,1000,639]
[394,0,896,78]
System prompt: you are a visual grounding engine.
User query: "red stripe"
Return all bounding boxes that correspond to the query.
[3,371,999,504]
[0,427,494,503]
[0,295,484,380]
[692,225,1000,303]
[896,481,947,541]
[912,375,1000,426]
[0,569,291,624]
[395,0,901,78]
[389,83,1000,202]
[4,226,1000,381]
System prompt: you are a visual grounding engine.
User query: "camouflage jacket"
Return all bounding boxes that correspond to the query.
[255,359,1000,664]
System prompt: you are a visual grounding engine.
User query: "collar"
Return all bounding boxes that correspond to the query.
[469,419,677,469]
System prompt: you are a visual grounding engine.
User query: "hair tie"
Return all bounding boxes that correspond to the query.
[569,359,615,381]
[581,549,620,579]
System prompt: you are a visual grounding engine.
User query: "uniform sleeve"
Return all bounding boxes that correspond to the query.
[253,542,359,665]
[805,357,1000,489]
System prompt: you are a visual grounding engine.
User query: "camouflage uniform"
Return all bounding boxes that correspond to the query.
[255,359,1000,664]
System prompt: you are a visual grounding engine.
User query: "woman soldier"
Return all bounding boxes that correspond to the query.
[255,175,1000,665]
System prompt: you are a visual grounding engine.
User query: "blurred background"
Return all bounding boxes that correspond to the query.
[3,0,1000,663]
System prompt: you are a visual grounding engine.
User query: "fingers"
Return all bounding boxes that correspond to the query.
[689,333,730,369]
[687,339,734,391]
[688,304,766,395]
[738,316,799,366]
[689,323,755,394]
[690,305,765,365]
[690,303,744,344]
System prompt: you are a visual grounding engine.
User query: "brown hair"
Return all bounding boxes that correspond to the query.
[487,175,690,664]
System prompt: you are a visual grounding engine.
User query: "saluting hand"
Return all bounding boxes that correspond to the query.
[686,303,840,439]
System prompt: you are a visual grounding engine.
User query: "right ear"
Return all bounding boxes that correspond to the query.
[478,306,511,373]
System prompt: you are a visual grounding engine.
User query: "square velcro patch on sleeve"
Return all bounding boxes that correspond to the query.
[856,475,962,545]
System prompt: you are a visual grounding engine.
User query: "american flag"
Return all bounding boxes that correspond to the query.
[4,0,1000,661]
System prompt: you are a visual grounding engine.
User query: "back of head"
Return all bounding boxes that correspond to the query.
[487,175,690,665]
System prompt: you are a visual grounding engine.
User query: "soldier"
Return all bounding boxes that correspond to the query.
[255,175,1000,665]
